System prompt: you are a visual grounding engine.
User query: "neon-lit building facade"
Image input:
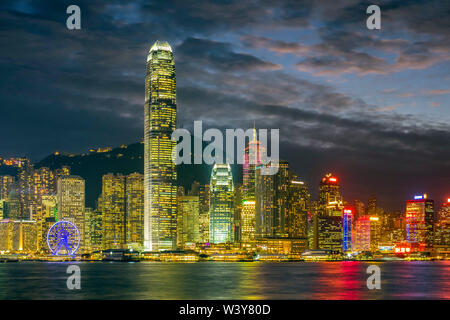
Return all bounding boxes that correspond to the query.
[353,215,371,252]
[209,164,234,243]
[144,41,178,251]
[406,194,435,251]
[342,207,353,252]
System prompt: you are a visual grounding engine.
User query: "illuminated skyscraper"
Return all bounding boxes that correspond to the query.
[233,184,243,242]
[209,164,234,243]
[406,194,435,251]
[435,199,450,257]
[57,175,85,250]
[313,173,344,251]
[188,181,210,244]
[352,215,381,252]
[0,200,4,220]
[100,173,144,250]
[369,215,381,251]
[241,128,261,242]
[100,174,126,249]
[288,177,310,238]
[126,173,144,249]
[255,160,307,239]
[255,165,276,239]
[342,207,353,252]
[275,161,291,237]
[144,40,178,251]
[353,215,371,251]
[313,215,343,251]
[177,195,200,247]
[85,207,102,252]
[243,128,261,200]
[18,163,34,219]
[241,200,256,243]
[319,173,343,216]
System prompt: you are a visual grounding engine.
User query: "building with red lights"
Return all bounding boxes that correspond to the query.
[318,173,343,217]
[353,216,371,251]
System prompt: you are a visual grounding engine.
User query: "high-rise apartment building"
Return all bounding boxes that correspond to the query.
[85,207,102,252]
[0,175,14,201]
[57,175,85,251]
[99,173,144,250]
[100,174,126,249]
[126,173,144,249]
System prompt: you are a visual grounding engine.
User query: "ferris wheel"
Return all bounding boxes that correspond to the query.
[47,221,81,256]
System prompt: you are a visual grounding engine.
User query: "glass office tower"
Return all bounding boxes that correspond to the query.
[144,41,178,251]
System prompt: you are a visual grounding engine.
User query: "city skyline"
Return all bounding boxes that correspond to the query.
[1,1,450,305]
[0,1,449,210]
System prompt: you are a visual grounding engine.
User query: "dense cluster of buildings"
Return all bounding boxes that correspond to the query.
[0,41,448,260]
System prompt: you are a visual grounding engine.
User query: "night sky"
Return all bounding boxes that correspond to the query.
[0,0,449,210]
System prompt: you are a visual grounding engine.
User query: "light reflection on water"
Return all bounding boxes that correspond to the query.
[0,261,449,299]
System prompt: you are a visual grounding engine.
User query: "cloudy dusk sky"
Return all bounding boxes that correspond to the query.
[0,0,449,210]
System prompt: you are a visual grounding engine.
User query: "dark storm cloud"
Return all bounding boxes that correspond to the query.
[176,38,281,72]
[0,0,448,209]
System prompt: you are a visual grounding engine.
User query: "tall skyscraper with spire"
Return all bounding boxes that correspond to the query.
[241,128,261,242]
[144,41,178,251]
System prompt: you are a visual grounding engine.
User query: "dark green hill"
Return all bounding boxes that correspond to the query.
[35,141,242,208]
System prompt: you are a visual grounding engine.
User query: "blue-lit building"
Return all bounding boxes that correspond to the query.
[342,207,353,252]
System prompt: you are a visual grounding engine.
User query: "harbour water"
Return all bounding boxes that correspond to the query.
[0,261,449,299]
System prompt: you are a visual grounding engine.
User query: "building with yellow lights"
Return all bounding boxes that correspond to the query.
[209,164,234,244]
[57,175,85,252]
[177,195,200,247]
[144,40,178,251]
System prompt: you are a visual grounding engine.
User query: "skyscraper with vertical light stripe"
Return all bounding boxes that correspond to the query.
[144,41,178,251]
